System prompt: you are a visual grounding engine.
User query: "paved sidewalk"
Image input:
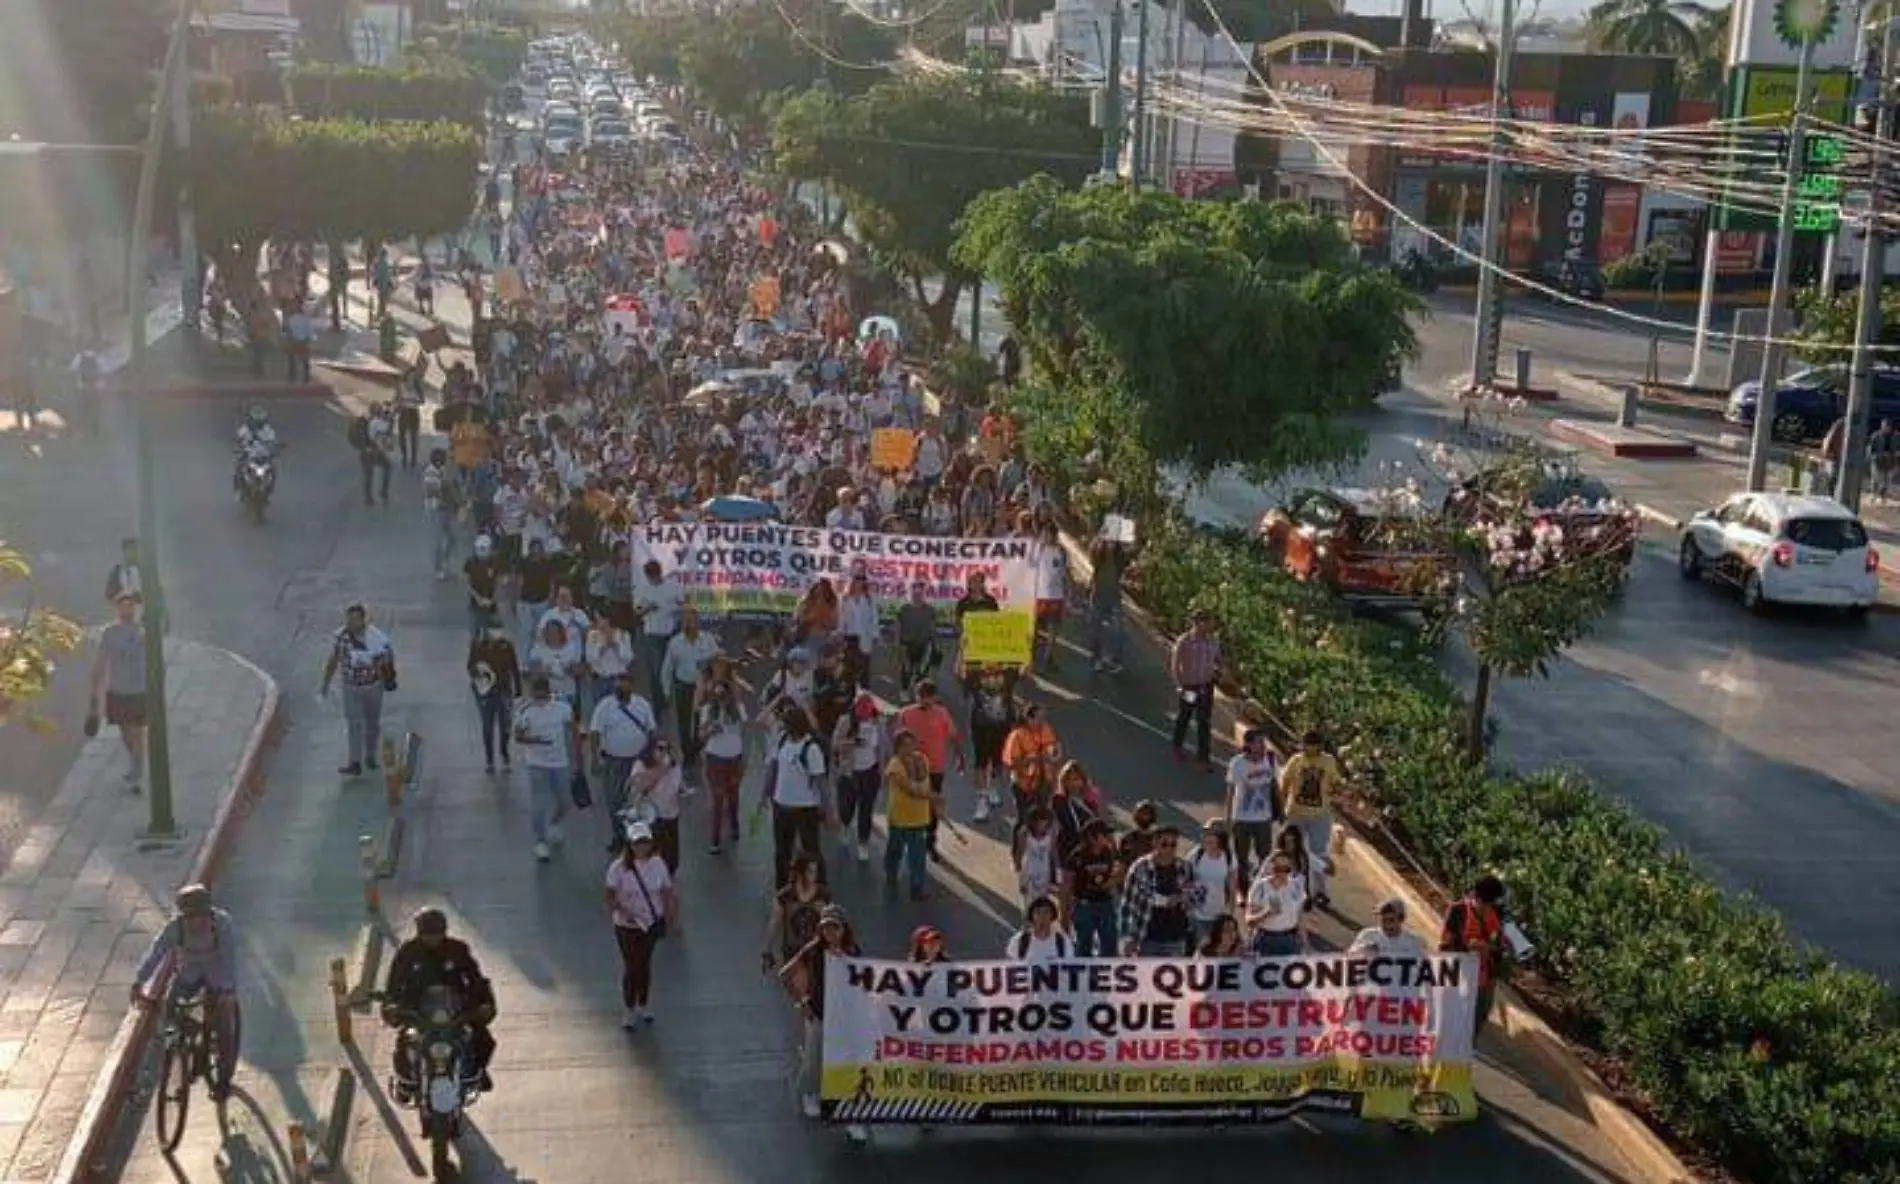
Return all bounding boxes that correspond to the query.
[98,482,1659,1181]
[0,641,270,1182]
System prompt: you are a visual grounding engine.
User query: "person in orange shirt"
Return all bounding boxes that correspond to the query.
[1001,703,1061,830]
[894,679,965,862]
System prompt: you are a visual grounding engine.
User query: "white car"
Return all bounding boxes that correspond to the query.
[1678,491,1880,617]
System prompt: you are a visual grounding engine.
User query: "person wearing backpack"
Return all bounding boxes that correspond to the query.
[1183,820,1240,949]
[761,706,831,888]
[1439,875,1508,1032]
[1005,896,1073,963]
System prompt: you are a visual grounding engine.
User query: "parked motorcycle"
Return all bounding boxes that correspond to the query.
[374,985,480,1180]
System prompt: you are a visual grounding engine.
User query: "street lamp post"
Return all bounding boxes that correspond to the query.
[124,0,195,839]
[1467,0,1518,391]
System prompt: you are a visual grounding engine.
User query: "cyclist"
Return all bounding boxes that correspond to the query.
[130,883,240,1100]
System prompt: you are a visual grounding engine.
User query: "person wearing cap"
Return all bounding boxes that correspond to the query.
[90,590,150,794]
[1351,898,1428,962]
[467,621,523,773]
[604,821,676,1027]
[1226,728,1281,881]
[1277,730,1342,908]
[779,903,868,1144]
[832,691,889,864]
[464,533,503,637]
[1168,609,1222,770]
[908,926,949,964]
[131,884,241,1100]
[381,908,498,1101]
[319,603,396,778]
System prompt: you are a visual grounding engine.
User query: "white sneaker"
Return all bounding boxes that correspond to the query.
[800,1093,822,1119]
[639,1007,655,1025]
[533,841,550,861]
[548,823,565,847]
[856,842,870,863]
[845,1123,869,1144]
[973,795,991,823]
[621,1007,639,1030]
[435,569,447,581]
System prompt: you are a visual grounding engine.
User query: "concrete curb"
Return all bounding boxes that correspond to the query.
[1346,844,1698,1183]
[1056,526,1699,1180]
[50,652,284,1184]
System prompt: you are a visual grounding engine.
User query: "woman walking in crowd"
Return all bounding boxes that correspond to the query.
[626,741,686,874]
[965,667,1014,824]
[830,691,887,864]
[781,905,868,1144]
[882,729,938,902]
[1198,914,1246,958]
[1184,820,1240,948]
[467,623,522,773]
[513,674,576,862]
[696,665,748,855]
[1012,805,1059,919]
[908,925,949,964]
[1246,852,1308,956]
[763,855,830,973]
[604,821,675,1027]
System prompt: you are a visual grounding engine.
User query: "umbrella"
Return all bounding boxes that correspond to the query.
[733,318,780,350]
[857,315,901,344]
[814,240,850,265]
[702,495,778,522]
[684,380,737,408]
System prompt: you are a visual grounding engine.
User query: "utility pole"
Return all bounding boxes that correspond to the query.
[1132,0,1150,184]
[1467,0,1517,391]
[1101,0,1124,175]
[1162,0,1188,193]
[1745,39,1815,492]
[1837,13,1898,509]
[127,0,195,840]
[170,32,199,338]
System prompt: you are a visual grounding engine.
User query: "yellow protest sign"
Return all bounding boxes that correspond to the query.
[495,266,526,303]
[961,610,1034,668]
[749,275,781,319]
[870,428,916,471]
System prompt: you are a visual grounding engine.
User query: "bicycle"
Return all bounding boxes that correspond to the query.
[150,986,241,1152]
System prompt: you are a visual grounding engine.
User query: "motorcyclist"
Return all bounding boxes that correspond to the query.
[234,405,280,493]
[381,907,497,1103]
[130,883,241,1101]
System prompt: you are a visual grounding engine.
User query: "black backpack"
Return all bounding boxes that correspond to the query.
[347,415,371,450]
[1013,930,1069,959]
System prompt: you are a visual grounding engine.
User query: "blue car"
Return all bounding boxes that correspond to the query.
[1726,365,1900,442]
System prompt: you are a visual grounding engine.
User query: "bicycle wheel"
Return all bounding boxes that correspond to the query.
[153,1035,193,1152]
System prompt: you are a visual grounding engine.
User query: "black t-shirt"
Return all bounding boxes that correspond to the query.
[464,557,499,606]
[970,685,1014,730]
[1065,844,1118,903]
[1146,861,1191,943]
[519,554,556,603]
[777,885,830,958]
[1120,829,1156,867]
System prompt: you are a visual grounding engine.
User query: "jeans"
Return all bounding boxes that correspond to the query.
[1071,898,1118,957]
[837,768,879,845]
[654,816,681,875]
[468,600,498,639]
[359,449,391,503]
[640,633,671,708]
[1252,929,1301,957]
[518,599,547,653]
[884,825,928,894]
[614,925,657,1008]
[1087,601,1125,665]
[705,754,743,848]
[1231,819,1276,882]
[1298,816,1333,899]
[432,509,456,574]
[527,764,566,843]
[342,682,385,767]
[398,406,421,466]
[772,804,825,888]
[673,681,699,761]
[599,754,637,818]
[1138,936,1192,957]
[1171,686,1213,761]
[799,1016,825,1101]
[475,693,511,766]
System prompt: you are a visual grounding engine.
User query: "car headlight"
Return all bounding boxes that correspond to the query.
[428,1041,453,1066]
[430,1009,451,1026]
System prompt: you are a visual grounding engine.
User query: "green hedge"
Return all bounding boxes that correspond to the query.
[415,22,530,86]
[283,62,486,127]
[1120,518,1900,1183]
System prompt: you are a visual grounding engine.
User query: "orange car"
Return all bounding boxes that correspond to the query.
[1258,488,1452,610]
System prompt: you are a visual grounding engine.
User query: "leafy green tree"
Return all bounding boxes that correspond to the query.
[291,0,353,62]
[1793,282,1900,366]
[773,73,1096,343]
[284,62,488,126]
[677,0,894,128]
[1586,0,1711,54]
[953,177,1419,505]
[591,10,697,83]
[191,109,481,296]
[0,547,83,734]
[414,21,530,85]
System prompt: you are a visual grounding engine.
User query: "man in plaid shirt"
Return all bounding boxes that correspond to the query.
[1169,610,1222,769]
[1117,825,1194,956]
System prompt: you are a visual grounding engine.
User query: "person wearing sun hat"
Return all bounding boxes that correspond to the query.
[781,904,868,1143]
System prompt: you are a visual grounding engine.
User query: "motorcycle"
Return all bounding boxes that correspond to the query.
[237,453,275,524]
[374,985,480,1180]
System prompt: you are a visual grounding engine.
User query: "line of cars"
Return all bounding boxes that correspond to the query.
[1726,363,1900,443]
[520,34,682,164]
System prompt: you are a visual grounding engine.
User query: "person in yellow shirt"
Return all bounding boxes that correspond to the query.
[1001,704,1061,828]
[884,731,940,902]
[1277,730,1342,908]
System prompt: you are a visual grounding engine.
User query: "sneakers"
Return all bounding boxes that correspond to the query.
[855,842,870,864]
[845,1123,869,1145]
[533,841,551,861]
[639,1007,655,1025]
[800,1093,822,1119]
[123,772,142,795]
[548,823,565,847]
[621,1007,639,1030]
[339,763,363,777]
[972,795,991,824]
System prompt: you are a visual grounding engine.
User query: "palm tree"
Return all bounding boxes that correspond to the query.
[1586,0,1712,56]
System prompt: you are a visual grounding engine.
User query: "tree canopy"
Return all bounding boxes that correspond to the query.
[191,108,481,288]
[953,178,1419,501]
[9,0,166,143]
[675,0,895,126]
[283,62,488,126]
[0,546,81,733]
[772,73,1097,342]
[414,21,531,85]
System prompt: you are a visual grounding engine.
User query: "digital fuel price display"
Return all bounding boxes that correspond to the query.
[1793,134,1846,233]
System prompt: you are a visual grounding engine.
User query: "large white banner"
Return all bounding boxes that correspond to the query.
[819,954,1479,1126]
[629,522,1038,623]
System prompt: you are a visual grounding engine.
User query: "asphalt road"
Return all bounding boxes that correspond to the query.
[1188,386,1900,987]
[0,368,388,874]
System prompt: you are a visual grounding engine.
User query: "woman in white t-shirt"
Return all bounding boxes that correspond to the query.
[603,825,675,1027]
[1225,729,1280,881]
[1184,820,1239,947]
[1245,853,1307,958]
[696,669,749,856]
[1031,523,1069,669]
[628,742,686,874]
[526,619,584,707]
